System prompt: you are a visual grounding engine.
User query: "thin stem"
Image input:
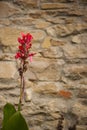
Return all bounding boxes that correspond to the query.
[18,61,25,111]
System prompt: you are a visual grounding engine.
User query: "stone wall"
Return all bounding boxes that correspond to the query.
[0,0,87,130]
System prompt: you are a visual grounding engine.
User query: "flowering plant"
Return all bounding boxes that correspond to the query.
[1,33,35,130]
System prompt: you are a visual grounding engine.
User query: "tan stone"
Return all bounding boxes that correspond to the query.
[0,61,16,79]
[25,70,37,81]
[72,102,87,117]
[0,19,10,26]
[76,23,87,32]
[10,17,34,26]
[63,64,87,79]
[46,27,57,37]
[29,57,50,72]
[45,17,65,24]
[14,0,38,8]
[41,3,69,9]
[47,99,71,113]
[0,95,7,107]
[0,27,21,46]
[36,63,61,81]
[47,24,70,37]
[68,9,83,16]
[62,43,87,58]
[42,37,51,48]
[25,88,33,101]
[72,35,81,44]
[34,83,58,95]
[0,0,87,129]
[0,2,21,18]
[34,20,51,29]
[66,64,87,74]
[77,89,87,98]
[41,47,63,58]
[32,30,46,42]
[0,27,46,46]
[41,0,63,2]
[51,39,65,46]
[48,23,87,37]
[0,83,17,89]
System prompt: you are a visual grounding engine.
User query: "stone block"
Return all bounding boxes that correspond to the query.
[0,27,46,46]
[41,3,69,9]
[63,64,87,80]
[0,1,21,18]
[0,61,16,79]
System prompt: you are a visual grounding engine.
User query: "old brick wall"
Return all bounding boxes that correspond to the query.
[0,0,87,130]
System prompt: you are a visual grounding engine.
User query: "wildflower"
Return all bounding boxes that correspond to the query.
[15,33,35,61]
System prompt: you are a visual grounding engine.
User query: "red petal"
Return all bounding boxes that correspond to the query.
[15,52,21,59]
[19,45,24,51]
[18,37,24,44]
[28,53,36,57]
[26,33,33,43]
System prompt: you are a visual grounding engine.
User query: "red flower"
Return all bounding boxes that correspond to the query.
[15,32,35,61]
[18,33,33,45]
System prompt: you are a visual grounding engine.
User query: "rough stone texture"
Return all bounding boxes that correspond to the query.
[0,1,21,18]
[0,0,87,130]
[0,61,16,79]
[14,0,39,8]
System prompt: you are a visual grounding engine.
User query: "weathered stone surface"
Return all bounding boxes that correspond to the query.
[10,17,35,26]
[47,23,87,37]
[72,102,87,117]
[41,47,63,58]
[0,0,87,130]
[36,63,61,81]
[0,82,18,90]
[63,64,87,80]
[0,27,21,46]
[77,89,87,98]
[51,39,65,46]
[0,1,21,18]
[42,37,51,48]
[72,35,81,44]
[0,19,10,26]
[41,0,63,2]
[76,125,87,130]
[79,117,87,125]
[0,27,46,46]
[0,95,7,106]
[43,7,84,17]
[45,16,65,24]
[0,61,16,79]
[33,82,63,95]
[25,70,37,81]
[25,88,33,101]
[14,0,39,8]
[29,57,51,72]
[31,30,46,42]
[34,20,51,29]
[62,43,87,58]
[41,3,70,9]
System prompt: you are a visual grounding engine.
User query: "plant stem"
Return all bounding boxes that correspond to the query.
[18,61,25,111]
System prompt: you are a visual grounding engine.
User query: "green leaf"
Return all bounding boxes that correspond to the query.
[4,111,29,130]
[2,103,16,127]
